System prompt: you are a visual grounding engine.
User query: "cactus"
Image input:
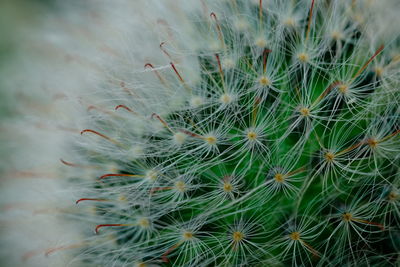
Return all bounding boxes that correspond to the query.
[59,0,399,266]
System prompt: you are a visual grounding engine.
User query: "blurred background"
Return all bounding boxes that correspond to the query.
[0,0,64,113]
[0,1,93,266]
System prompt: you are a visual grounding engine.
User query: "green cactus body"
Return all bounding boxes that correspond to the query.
[69,1,399,266]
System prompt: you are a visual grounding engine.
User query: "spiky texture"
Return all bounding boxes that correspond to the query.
[40,0,400,266]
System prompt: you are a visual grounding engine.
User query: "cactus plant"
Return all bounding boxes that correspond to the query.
[54,0,400,266]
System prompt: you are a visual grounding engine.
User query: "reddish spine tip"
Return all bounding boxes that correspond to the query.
[79,129,121,146]
[45,248,57,257]
[22,250,39,261]
[98,173,139,180]
[80,129,95,136]
[95,225,102,234]
[160,41,171,59]
[151,112,162,123]
[99,174,115,180]
[76,198,107,204]
[215,53,224,76]
[156,19,174,40]
[80,129,100,136]
[151,113,173,132]
[161,243,181,263]
[115,104,133,112]
[377,44,385,53]
[87,105,96,111]
[95,224,126,234]
[324,80,341,97]
[179,129,202,138]
[170,62,184,82]
[351,45,385,82]
[145,63,167,86]
[149,186,173,195]
[60,159,75,167]
[60,158,95,169]
[262,48,272,73]
[209,12,224,48]
[144,63,154,69]
[305,0,316,41]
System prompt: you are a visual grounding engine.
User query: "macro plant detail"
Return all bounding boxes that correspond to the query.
[17,0,399,266]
